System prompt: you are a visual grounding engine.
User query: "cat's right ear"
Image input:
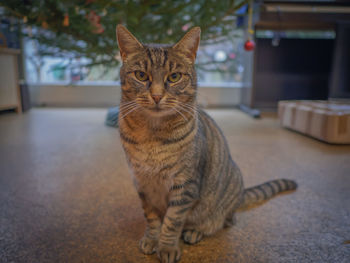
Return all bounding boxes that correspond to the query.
[116,24,143,62]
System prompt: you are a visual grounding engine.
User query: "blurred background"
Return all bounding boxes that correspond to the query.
[1,0,348,113]
[1,1,350,263]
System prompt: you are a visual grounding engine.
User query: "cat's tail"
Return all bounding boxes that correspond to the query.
[239,179,297,210]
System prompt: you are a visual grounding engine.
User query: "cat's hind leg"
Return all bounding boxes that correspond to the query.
[182,229,203,245]
[224,213,237,228]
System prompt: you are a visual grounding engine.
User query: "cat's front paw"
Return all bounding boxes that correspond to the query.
[157,243,181,263]
[139,236,157,255]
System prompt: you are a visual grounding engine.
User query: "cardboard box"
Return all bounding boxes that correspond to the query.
[278,100,350,144]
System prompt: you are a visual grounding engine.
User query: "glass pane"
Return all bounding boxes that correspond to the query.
[24,29,246,87]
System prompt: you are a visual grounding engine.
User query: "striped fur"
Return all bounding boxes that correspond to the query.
[116,25,297,263]
[240,179,297,210]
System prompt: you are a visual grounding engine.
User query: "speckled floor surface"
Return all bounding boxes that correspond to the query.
[0,108,349,263]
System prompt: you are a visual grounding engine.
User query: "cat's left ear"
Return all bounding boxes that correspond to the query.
[116,24,143,62]
[173,27,201,63]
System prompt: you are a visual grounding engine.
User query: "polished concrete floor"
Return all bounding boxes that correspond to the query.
[0,108,349,263]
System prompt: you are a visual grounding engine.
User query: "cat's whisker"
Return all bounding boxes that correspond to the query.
[120,101,137,108]
[175,105,195,119]
[120,102,138,112]
[180,101,198,111]
[120,103,139,113]
[171,107,188,122]
[179,103,196,113]
[119,105,141,120]
[177,102,198,117]
[163,103,177,110]
[119,108,140,121]
[119,104,138,112]
[181,104,202,117]
[136,98,149,102]
[119,101,134,106]
[119,100,137,107]
[119,105,138,114]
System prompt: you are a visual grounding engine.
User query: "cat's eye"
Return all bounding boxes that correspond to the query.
[168,72,182,83]
[135,71,149,81]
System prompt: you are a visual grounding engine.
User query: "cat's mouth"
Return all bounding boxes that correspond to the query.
[151,103,166,112]
[144,104,175,116]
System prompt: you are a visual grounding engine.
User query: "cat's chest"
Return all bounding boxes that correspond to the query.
[120,116,195,168]
[123,138,185,170]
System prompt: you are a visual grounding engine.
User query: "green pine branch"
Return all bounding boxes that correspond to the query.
[1,0,249,69]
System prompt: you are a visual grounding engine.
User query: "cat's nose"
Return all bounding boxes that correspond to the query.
[151,95,163,104]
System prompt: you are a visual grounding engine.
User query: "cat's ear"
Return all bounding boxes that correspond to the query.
[116,24,143,62]
[173,27,201,63]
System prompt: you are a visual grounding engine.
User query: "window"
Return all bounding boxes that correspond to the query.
[24,29,246,87]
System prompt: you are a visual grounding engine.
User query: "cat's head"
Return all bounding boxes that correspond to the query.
[116,24,200,117]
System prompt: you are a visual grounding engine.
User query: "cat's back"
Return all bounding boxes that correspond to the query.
[197,108,242,177]
[196,108,230,150]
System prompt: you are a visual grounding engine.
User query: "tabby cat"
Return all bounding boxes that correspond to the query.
[116,24,297,263]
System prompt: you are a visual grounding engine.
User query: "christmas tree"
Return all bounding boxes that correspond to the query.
[1,0,248,71]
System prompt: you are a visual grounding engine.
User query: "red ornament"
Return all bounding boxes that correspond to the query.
[244,40,255,51]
